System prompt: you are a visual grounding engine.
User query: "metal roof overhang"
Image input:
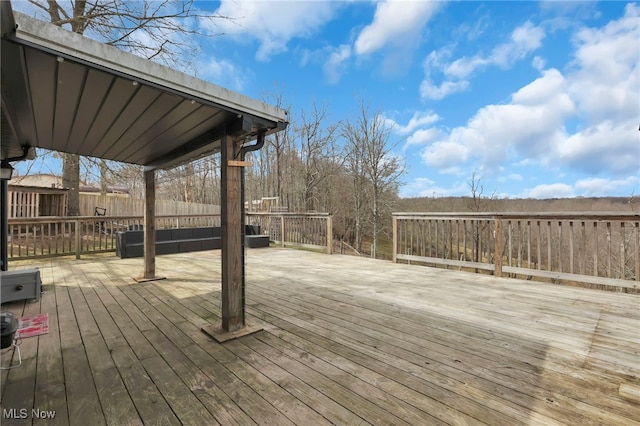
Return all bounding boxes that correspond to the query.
[1,2,287,170]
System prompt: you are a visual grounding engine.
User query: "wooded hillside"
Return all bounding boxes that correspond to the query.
[395,195,639,213]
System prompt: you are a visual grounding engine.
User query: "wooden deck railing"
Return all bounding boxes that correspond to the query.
[393,212,639,290]
[6,212,333,260]
[7,214,221,260]
[246,212,333,254]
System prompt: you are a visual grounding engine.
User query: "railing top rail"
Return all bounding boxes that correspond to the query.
[393,211,640,221]
[7,213,221,223]
[7,212,330,224]
[246,212,331,217]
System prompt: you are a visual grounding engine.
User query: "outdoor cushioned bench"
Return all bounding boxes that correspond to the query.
[116,226,268,259]
[245,224,270,249]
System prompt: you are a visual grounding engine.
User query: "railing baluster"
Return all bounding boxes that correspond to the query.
[536,221,541,270]
[569,221,574,274]
[455,220,460,260]
[592,221,597,277]
[619,222,625,280]
[636,222,639,281]
[462,220,467,261]
[580,221,586,276]
[517,220,522,269]
[607,222,612,278]
[558,221,563,273]
[527,220,531,270]
[546,221,552,272]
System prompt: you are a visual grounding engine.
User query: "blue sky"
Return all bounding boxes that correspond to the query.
[13,1,640,199]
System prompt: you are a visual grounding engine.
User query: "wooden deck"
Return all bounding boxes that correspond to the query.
[1,248,638,425]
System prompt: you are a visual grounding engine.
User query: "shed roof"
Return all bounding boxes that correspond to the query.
[1,1,287,170]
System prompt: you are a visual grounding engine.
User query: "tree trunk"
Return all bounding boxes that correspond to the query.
[100,160,108,195]
[354,190,363,252]
[184,163,194,202]
[62,153,80,216]
[372,193,378,258]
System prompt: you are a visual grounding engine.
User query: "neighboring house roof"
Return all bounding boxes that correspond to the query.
[9,173,63,188]
[7,183,68,194]
[10,173,129,194]
[79,184,130,194]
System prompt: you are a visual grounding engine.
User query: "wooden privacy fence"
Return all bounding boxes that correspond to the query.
[7,214,221,260]
[6,191,220,218]
[393,212,640,290]
[246,212,333,254]
[79,194,220,217]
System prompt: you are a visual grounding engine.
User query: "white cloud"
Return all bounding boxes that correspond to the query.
[387,111,440,134]
[420,47,471,99]
[422,140,470,174]
[444,21,545,78]
[420,79,470,100]
[492,21,545,67]
[524,183,575,199]
[425,48,637,178]
[421,21,545,100]
[550,4,640,176]
[323,45,352,84]
[511,68,566,105]
[200,58,246,91]
[443,56,486,80]
[354,0,441,56]
[424,68,574,172]
[207,1,337,61]
[575,176,639,197]
[400,177,467,198]
[452,15,489,41]
[498,173,524,183]
[556,119,640,175]
[567,3,640,123]
[532,56,546,71]
[522,175,638,199]
[422,6,640,194]
[406,128,441,147]
[384,110,441,149]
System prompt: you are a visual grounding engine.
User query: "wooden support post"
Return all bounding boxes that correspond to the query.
[202,132,263,341]
[280,215,286,248]
[143,169,156,279]
[221,133,245,332]
[392,215,398,263]
[494,218,503,277]
[75,219,81,259]
[326,215,333,255]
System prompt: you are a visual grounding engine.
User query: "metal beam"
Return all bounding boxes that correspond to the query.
[142,115,260,171]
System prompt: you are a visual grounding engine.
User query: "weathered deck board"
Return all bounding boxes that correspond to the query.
[1,248,638,425]
[247,273,635,425]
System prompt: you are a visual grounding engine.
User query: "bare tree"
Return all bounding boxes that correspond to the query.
[466,172,498,266]
[265,93,292,203]
[466,171,495,213]
[343,99,403,257]
[16,0,234,215]
[295,103,342,212]
[110,163,144,199]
